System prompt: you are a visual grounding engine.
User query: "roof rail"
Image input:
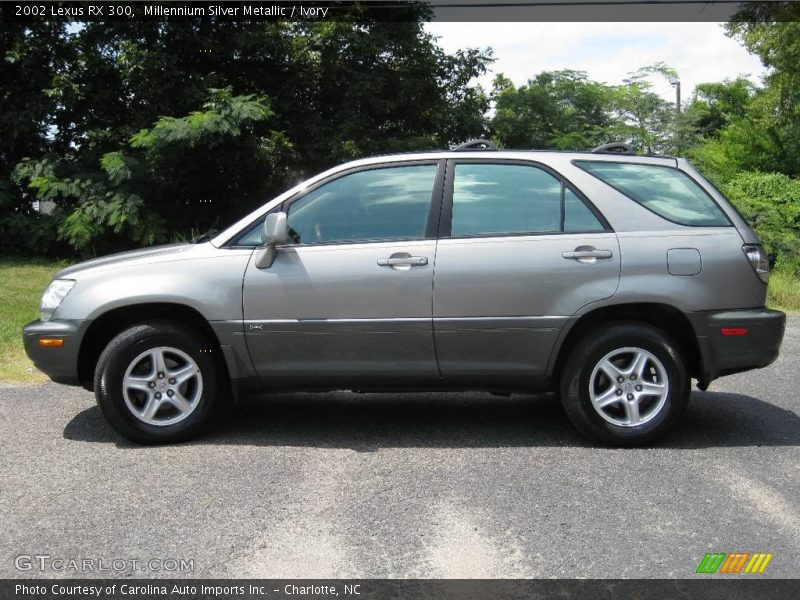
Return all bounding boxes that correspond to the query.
[452,139,497,151]
[592,142,635,155]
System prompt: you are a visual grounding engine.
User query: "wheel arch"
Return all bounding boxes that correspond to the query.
[77,303,228,391]
[549,303,703,385]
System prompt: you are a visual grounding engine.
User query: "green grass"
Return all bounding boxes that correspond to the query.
[767,269,800,314]
[0,258,66,383]
[0,257,798,383]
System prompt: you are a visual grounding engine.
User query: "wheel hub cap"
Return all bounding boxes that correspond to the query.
[122,346,203,427]
[588,346,669,428]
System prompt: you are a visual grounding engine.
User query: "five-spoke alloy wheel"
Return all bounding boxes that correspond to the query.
[560,322,689,446]
[94,320,221,444]
[589,347,669,427]
[122,346,203,426]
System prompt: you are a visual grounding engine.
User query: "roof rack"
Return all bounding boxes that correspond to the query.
[592,142,635,155]
[452,139,497,151]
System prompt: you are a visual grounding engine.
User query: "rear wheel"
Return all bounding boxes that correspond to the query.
[560,322,690,446]
[94,320,222,444]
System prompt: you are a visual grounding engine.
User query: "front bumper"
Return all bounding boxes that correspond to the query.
[689,307,786,386]
[23,319,88,386]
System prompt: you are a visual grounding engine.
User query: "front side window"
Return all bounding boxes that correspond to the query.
[235,219,269,247]
[574,161,730,226]
[450,163,605,237]
[286,164,438,245]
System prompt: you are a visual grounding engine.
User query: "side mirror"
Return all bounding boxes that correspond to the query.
[255,212,288,269]
[262,212,289,246]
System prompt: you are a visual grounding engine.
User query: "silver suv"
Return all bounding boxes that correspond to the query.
[23,142,786,445]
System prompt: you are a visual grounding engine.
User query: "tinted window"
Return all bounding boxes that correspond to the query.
[564,188,605,232]
[574,161,729,226]
[451,164,562,236]
[286,164,438,245]
[234,220,268,246]
[450,163,606,236]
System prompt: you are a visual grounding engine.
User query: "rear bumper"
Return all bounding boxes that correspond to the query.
[689,307,785,386]
[22,319,88,386]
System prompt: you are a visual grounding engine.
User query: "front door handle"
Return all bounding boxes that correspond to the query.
[562,249,613,259]
[563,246,613,263]
[377,256,428,267]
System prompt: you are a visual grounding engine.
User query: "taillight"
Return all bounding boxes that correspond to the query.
[743,244,769,283]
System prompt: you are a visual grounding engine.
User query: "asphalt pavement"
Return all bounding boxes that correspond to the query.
[1,317,798,579]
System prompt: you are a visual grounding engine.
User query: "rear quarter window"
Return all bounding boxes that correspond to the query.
[574,161,730,227]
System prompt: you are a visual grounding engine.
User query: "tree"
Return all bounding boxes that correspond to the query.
[14,88,291,256]
[490,70,613,150]
[0,22,71,256]
[607,63,678,154]
[686,78,755,139]
[6,16,492,256]
[723,172,800,272]
[726,3,800,176]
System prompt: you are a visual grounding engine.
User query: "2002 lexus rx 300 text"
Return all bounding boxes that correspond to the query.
[23,142,786,445]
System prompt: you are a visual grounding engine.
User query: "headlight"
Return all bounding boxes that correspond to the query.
[39,279,76,321]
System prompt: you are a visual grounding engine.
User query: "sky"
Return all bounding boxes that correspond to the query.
[425,22,767,103]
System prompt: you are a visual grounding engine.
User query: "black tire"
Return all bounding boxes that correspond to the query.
[559,322,690,446]
[94,320,223,444]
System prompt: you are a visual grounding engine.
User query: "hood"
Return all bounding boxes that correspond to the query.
[54,242,195,279]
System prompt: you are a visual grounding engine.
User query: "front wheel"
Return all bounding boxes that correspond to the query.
[94,320,222,444]
[560,322,690,446]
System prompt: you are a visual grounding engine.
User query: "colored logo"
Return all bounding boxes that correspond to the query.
[696,552,773,574]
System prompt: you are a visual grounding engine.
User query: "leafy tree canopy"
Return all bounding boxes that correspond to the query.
[5,18,492,254]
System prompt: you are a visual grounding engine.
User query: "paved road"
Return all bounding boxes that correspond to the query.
[1,318,798,579]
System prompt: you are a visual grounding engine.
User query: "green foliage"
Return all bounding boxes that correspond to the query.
[14,88,288,255]
[686,78,755,139]
[726,6,800,176]
[722,172,800,272]
[5,18,492,256]
[129,89,272,153]
[0,22,72,257]
[606,63,677,154]
[4,10,800,272]
[687,83,787,184]
[0,179,63,257]
[491,70,613,150]
[766,268,800,313]
[490,64,679,154]
[0,258,67,382]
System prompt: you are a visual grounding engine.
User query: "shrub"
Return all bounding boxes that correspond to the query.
[722,171,800,274]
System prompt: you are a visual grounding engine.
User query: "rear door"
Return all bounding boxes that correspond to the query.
[432,159,621,383]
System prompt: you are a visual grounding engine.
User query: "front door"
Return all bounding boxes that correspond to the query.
[243,161,443,386]
[432,160,621,383]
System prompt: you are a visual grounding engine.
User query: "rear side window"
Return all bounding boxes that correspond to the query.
[450,163,606,237]
[574,161,730,226]
[564,188,605,233]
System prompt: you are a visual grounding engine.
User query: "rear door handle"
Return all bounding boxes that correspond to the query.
[563,249,613,260]
[377,256,428,267]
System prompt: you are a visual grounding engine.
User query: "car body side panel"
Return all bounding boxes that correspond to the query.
[242,240,438,381]
[543,227,769,377]
[612,229,765,311]
[51,244,256,384]
[432,231,621,379]
[53,244,252,323]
